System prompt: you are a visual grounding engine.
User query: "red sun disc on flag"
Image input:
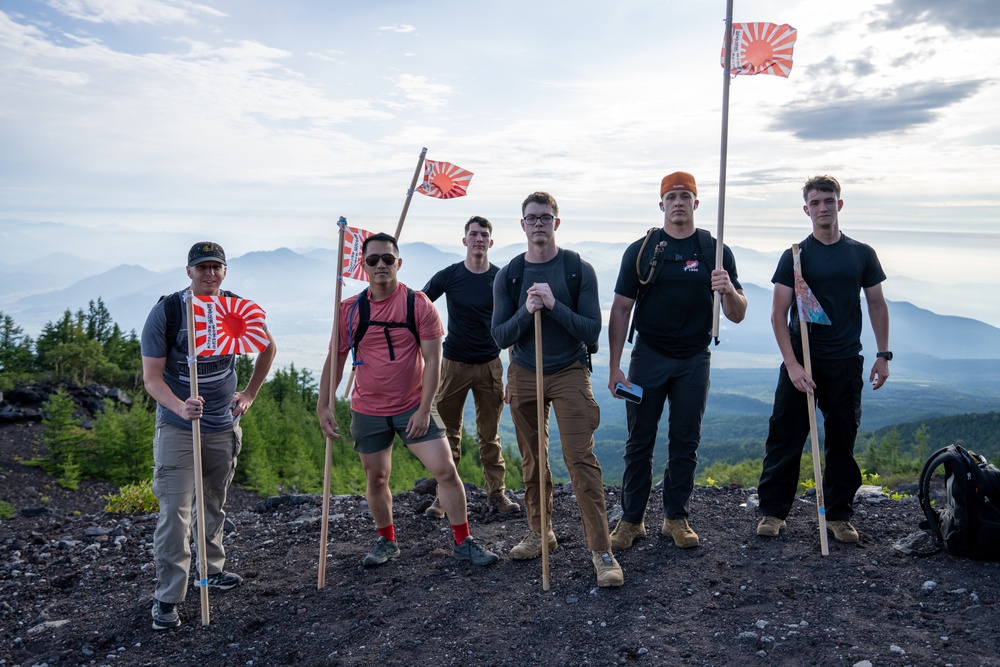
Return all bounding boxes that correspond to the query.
[418,159,474,199]
[725,22,797,77]
[193,296,269,356]
[342,226,374,281]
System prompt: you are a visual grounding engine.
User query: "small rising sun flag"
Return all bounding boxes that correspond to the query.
[723,22,797,77]
[342,225,374,282]
[793,249,831,326]
[193,296,269,356]
[418,159,473,199]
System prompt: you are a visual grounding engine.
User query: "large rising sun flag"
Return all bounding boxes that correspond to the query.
[723,22,797,77]
[342,225,374,281]
[418,159,474,199]
[192,296,269,356]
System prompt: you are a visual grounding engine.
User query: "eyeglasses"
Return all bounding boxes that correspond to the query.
[524,214,555,225]
[364,253,398,267]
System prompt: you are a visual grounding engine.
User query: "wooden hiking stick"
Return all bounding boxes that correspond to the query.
[184,290,211,625]
[793,244,830,556]
[711,0,735,346]
[534,310,550,590]
[319,219,348,589]
[342,148,427,399]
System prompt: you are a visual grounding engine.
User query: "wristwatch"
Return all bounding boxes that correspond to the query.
[876,351,893,361]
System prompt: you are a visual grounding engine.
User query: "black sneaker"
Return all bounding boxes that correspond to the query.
[362,536,401,567]
[204,571,242,590]
[151,599,180,631]
[452,536,499,566]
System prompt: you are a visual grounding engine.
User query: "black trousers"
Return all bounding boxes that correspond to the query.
[757,355,864,522]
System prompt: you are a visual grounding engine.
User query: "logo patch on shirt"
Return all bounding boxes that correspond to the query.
[684,260,700,272]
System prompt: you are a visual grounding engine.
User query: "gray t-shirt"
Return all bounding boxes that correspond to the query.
[140,290,238,433]
[491,250,601,374]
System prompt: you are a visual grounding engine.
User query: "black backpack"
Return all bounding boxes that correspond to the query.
[348,287,420,365]
[504,249,598,368]
[627,227,716,344]
[917,444,1000,561]
[160,290,238,354]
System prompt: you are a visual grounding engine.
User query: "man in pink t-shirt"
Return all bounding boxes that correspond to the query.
[317,232,498,568]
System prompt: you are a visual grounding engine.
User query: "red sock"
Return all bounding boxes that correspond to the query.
[451,522,471,546]
[377,524,395,543]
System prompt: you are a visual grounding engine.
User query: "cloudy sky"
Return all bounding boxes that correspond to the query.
[2,0,999,300]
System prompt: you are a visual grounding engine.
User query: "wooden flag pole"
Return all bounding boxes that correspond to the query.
[319,218,348,589]
[184,290,211,625]
[534,310,550,591]
[793,244,830,556]
[342,148,427,399]
[712,0,736,346]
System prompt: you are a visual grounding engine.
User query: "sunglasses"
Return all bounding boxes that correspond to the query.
[364,253,398,267]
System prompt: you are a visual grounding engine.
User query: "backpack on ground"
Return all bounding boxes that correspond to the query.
[348,287,420,365]
[627,227,716,344]
[917,444,1000,561]
[160,290,238,354]
[504,249,598,368]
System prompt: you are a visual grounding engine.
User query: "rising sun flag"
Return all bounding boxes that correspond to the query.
[723,22,797,77]
[418,159,474,199]
[793,249,832,326]
[192,296,269,356]
[342,225,374,281]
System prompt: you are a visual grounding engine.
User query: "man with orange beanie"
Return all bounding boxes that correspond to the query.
[606,172,747,550]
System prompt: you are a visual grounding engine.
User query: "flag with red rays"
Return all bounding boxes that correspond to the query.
[192,296,269,356]
[723,22,797,77]
[418,159,474,199]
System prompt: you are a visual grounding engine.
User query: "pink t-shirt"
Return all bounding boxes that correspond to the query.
[338,283,444,416]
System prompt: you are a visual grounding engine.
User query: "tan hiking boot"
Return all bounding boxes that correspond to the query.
[662,518,700,548]
[828,520,859,543]
[424,495,446,519]
[756,516,786,537]
[487,493,521,514]
[592,550,624,588]
[610,520,647,550]
[509,530,558,560]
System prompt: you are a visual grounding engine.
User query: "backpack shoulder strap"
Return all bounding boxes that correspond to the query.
[562,249,583,310]
[918,445,962,546]
[350,288,370,365]
[405,288,420,345]
[695,228,716,272]
[161,292,184,354]
[506,253,527,306]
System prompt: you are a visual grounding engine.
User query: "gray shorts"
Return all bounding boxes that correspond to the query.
[350,404,446,454]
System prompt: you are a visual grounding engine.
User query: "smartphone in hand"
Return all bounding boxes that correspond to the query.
[614,382,643,404]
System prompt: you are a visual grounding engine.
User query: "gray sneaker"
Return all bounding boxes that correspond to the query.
[362,536,401,567]
[204,571,242,590]
[151,599,180,631]
[453,536,499,566]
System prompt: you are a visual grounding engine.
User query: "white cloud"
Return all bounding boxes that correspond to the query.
[46,0,225,25]
[394,74,451,111]
[376,24,415,34]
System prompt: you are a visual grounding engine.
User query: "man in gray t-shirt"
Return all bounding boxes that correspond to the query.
[491,191,623,589]
[140,241,276,631]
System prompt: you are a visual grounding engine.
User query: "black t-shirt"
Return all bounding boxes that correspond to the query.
[772,233,886,359]
[422,262,501,364]
[615,229,741,358]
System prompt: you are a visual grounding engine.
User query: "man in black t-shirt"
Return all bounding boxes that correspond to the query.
[422,216,520,516]
[756,175,890,544]
[607,172,747,551]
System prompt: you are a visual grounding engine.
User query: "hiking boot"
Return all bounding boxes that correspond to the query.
[424,495,446,519]
[592,550,624,588]
[509,530,558,560]
[362,536,401,567]
[487,492,521,514]
[151,599,180,631]
[828,520,859,543]
[610,520,647,550]
[204,571,242,590]
[453,536,499,566]
[756,516,786,537]
[662,518,700,548]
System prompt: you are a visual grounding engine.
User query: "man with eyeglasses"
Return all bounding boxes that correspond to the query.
[606,172,747,552]
[421,216,520,518]
[492,192,623,588]
[317,232,498,568]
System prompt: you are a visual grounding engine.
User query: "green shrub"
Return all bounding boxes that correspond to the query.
[0,500,15,519]
[104,480,158,514]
